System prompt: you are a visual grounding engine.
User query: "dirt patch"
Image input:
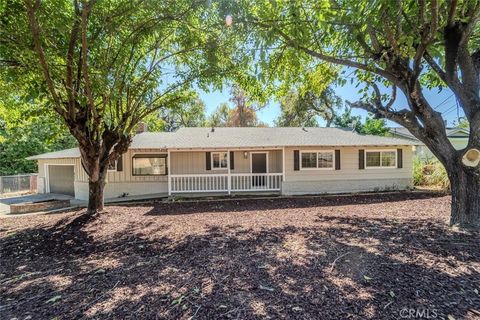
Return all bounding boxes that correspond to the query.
[1,192,479,319]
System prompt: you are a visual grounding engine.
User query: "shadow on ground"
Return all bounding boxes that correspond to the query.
[143,191,447,216]
[0,193,479,319]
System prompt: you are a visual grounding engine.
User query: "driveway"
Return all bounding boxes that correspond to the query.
[0,193,73,215]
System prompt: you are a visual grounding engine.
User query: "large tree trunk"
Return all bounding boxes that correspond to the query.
[82,152,110,216]
[448,163,480,228]
[87,177,106,215]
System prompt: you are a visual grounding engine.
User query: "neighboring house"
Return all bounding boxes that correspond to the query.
[389,127,470,159]
[27,127,416,201]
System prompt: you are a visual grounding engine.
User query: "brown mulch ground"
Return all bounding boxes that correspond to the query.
[1,192,479,319]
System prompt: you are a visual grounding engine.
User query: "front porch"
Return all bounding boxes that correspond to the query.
[167,149,285,195]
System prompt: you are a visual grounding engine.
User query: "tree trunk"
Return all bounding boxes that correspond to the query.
[448,164,480,229]
[87,177,106,215]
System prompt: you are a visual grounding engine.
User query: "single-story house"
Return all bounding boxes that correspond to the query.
[390,127,469,159]
[27,127,416,200]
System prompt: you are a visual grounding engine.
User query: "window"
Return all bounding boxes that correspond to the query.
[301,152,317,168]
[212,152,228,169]
[300,151,334,170]
[365,150,396,168]
[107,160,117,171]
[318,152,334,168]
[132,155,167,175]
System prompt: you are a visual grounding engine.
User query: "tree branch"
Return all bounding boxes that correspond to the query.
[24,0,66,118]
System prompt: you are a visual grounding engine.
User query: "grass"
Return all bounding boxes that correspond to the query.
[413,157,450,191]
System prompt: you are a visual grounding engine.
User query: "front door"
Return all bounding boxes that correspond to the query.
[251,153,267,187]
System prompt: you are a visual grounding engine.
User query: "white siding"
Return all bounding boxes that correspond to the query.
[282,146,413,194]
[38,146,413,199]
[74,181,168,201]
[170,150,283,174]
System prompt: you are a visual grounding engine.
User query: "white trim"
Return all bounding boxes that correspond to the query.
[44,163,76,194]
[227,150,231,195]
[167,149,171,196]
[211,151,228,170]
[299,150,335,171]
[282,147,286,182]
[250,151,269,173]
[364,149,397,169]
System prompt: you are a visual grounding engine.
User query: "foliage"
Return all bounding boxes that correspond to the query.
[275,87,342,127]
[362,117,390,136]
[222,0,480,226]
[208,85,267,127]
[332,107,389,136]
[0,81,76,175]
[150,94,207,132]
[222,0,479,156]
[413,158,450,191]
[1,0,234,212]
[208,102,231,127]
[456,118,470,130]
[332,107,362,131]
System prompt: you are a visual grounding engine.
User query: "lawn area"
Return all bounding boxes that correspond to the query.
[1,192,479,319]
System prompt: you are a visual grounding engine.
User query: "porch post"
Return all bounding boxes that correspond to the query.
[227,149,231,195]
[282,147,286,182]
[167,149,171,196]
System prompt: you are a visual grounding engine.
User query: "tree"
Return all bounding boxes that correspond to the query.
[332,107,389,136]
[227,85,264,126]
[208,103,231,127]
[157,95,207,132]
[208,85,267,127]
[1,0,226,214]
[275,87,342,127]
[456,118,470,130]
[332,107,362,131]
[0,91,76,175]
[225,0,480,228]
[362,117,389,136]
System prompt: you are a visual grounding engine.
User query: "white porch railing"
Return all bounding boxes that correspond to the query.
[169,173,282,194]
[230,173,282,192]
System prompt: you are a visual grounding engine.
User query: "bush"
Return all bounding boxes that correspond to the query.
[412,157,450,191]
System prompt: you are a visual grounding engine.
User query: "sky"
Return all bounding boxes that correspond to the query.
[198,83,463,128]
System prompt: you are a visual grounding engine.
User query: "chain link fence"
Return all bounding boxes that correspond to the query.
[0,174,37,196]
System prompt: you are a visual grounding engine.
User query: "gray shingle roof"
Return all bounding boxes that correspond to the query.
[160,127,417,149]
[27,127,416,159]
[390,127,470,141]
[26,148,80,160]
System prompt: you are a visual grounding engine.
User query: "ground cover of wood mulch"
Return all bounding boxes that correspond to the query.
[1,192,479,319]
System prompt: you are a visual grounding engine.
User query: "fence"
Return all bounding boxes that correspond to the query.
[0,174,37,195]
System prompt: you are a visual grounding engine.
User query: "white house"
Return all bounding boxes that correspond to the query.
[27,127,416,200]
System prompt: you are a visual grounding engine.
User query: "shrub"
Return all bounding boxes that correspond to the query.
[412,157,450,191]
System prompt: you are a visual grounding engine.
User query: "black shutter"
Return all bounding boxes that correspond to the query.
[294,150,300,171]
[335,150,341,170]
[116,155,123,172]
[359,149,365,169]
[206,152,211,170]
[397,148,403,168]
[230,151,234,170]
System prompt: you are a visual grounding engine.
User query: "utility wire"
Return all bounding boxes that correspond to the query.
[434,93,454,110]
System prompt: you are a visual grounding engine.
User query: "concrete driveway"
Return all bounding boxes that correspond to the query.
[0,193,73,215]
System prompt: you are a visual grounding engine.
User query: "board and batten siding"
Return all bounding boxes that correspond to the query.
[282,146,413,195]
[170,150,282,174]
[37,149,169,200]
